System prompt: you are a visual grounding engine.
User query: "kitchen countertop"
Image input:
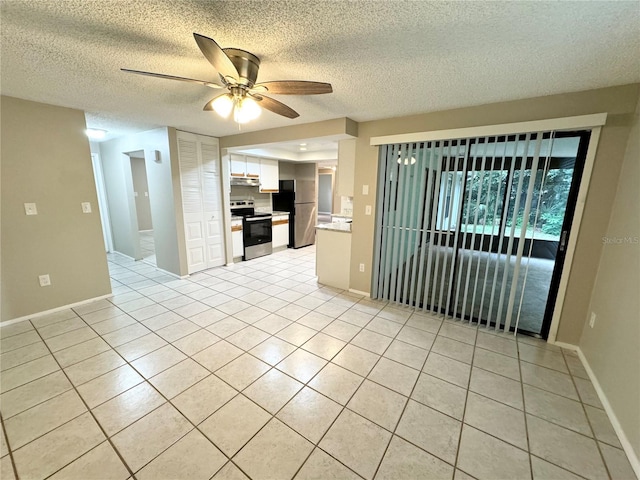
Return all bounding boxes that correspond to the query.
[271,211,290,216]
[316,222,352,233]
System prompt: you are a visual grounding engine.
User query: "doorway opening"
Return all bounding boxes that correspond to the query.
[372,130,590,338]
[128,151,157,265]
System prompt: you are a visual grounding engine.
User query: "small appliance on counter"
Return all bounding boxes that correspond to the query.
[272,172,317,249]
[230,200,272,260]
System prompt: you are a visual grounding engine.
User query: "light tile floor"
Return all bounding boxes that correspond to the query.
[139,230,156,266]
[0,246,636,480]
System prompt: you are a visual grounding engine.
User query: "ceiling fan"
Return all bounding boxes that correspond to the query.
[122,33,333,124]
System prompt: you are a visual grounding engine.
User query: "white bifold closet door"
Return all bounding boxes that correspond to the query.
[372,132,556,334]
[177,131,225,274]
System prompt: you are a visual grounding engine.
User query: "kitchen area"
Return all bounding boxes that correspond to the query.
[225,138,356,291]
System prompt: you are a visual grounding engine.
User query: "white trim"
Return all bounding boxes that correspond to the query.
[547,127,602,343]
[574,346,640,478]
[112,250,137,262]
[91,152,114,253]
[349,288,371,297]
[1,294,113,326]
[550,341,579,352]
[149,264,184,280]
[370,113,608,145]
[112,251,185,279]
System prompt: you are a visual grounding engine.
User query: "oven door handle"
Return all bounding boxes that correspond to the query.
[245,216,272,222]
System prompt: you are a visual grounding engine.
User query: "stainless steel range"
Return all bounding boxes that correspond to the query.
[230,200,273,260]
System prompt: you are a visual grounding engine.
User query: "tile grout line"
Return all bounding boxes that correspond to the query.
[0,413,20,480]
[201,298,384,480]
[516,329,535,480]
[21,319,139,480]
[562,348,614,479]
[369,311,448,480]
[450,322,479,478]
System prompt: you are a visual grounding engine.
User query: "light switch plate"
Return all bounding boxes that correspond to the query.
[81,202,92,213]
[362,185,369,195]
[39,274,51,287]
[365,205,372,215]
[24,203,38,215]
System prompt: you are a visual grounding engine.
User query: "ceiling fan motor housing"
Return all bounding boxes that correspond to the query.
[223,48,261,87]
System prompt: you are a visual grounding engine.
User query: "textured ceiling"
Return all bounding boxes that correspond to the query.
[1,0,639,140]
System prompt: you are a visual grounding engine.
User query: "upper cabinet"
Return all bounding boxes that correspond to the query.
[230,153,247,177]
[229,153,280,192]
[246,157,260,178]
[336,138,356,197]
[259,159,279,192]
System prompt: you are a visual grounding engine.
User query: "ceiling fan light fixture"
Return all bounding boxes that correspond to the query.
[212,94,234,118]
[233,96,261,124]
[397,155,417,165]
[86,128,107,140]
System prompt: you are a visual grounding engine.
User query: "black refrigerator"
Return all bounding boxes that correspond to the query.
[272,179,317,248]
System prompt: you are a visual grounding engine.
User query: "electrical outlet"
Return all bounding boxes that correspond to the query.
[24,203,38,215]
[39,274,51,287]
[589,312,596,328]
[365,205,372,215]
[81,202,92,213]
[359,263,365,272]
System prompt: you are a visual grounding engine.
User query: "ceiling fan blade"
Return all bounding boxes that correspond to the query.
[252,81,332,95]
[252,94,299,119]
[121,69,223,89]
[193,33,239,80]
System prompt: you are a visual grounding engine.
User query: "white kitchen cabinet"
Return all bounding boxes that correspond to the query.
[259,159,279,192]
[272,214,289,248]
[231,219,243,258]
[230,153,246,177]
[336,138,356,197]
[246,156,261,177]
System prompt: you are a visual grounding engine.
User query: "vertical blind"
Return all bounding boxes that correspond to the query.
[372,132,556,334]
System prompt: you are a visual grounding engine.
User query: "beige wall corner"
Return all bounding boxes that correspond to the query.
[580,98,640,467]
[348,83,640,345]
[0,96,111,321]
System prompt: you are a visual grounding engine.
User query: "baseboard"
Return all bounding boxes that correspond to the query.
[349,288,370,297]
[112,251,137,262]
[574,346,640,478]
[1,293,113,327]
[550,341,579,352]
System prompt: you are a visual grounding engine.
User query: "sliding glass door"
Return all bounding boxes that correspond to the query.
[372,131,590,337]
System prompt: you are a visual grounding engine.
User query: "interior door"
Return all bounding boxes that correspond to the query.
[178,136,206,273]
[201,142,225,269]
[177,131,225,274]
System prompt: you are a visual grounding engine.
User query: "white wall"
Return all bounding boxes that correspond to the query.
[99,128,183,275]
